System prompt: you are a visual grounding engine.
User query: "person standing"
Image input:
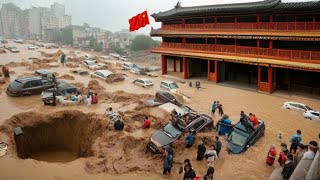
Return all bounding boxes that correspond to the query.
[278,143,289,167]
[202,166,214,180]
[266,144,277,166]
[143,116,151,129]
[163,149,173,174]
[293,144,304,166]
[218,104,224,116]
[186,131,195,148]
[290,130,302,145]
[205,145,218,167]
[1,66,6,77]
[214,136,222,156]
[197,140,206,160]
[91,93,98,104]
[302,141,318,160]
[60,53,66,66]
[281,153,295,180]
[211,101,217,115]
[183,163,196,180]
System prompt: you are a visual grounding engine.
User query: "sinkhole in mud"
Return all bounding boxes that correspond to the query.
[14,112,101,163]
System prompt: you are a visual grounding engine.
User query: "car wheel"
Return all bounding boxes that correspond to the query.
[307,117,312,120]
[23,93,31,96]
[143,85,146,88]
[286,108,290,110]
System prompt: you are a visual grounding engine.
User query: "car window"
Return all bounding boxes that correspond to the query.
[298,105,307,111]
[138,80,144,84]
[228,130,249,147]
[9,80,23,89]
[94,72,104,77]
[66,88,77,94]
[163,92,176,101]
[290,103,299,108]
[169,83,179,89]
[305,106,313,111]
[311,112,319,116]
[41,79,51,85]
[24,80,41,88]
[161,82,168,87]
[145,80,152,84]
[191,120,205,131]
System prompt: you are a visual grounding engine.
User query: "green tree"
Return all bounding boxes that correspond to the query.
[131,35,160,51]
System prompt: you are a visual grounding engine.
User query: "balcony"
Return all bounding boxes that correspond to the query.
[161,42,320,62]
[162,22,320,31]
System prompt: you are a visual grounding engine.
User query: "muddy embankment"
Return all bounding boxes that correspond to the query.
[0,108,171,175]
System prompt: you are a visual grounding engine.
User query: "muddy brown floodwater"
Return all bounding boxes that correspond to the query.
[0,41,320,180]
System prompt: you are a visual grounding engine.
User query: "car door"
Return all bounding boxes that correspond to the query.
[189,119,206,132]
[41,79,53,91]
[298,105,307,112]
[160,82,168,89]
[23,80,42,95]
[137,80,144,86]
[289,103,301,111]
[96,72,105,80]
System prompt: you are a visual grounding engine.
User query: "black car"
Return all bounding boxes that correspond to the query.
[41,81,78,105]
[148,112,213,153]
[227,119,265,154]
[35,69,53,78]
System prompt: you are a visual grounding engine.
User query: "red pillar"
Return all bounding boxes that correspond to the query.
[257,66,261,91]
[173,58,176,72]
[183,57,188,79]
[161,55,167,75]
[268,67,273,93]
[207,60,210,80]
[180,58,183,72]
[215,60,219,83]
[257,39,261,48]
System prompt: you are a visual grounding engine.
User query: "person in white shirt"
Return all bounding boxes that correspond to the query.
[302,141,318,160]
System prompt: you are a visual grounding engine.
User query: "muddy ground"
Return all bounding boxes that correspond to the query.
[0,41,320,180]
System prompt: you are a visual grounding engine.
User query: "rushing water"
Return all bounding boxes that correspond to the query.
[1,41,320,180]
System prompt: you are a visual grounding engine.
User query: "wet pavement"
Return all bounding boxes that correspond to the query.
[0,40,320,180]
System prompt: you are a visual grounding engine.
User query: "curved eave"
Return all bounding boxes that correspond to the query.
[151,48,320,72]
[150,29,320,40]
[152,0,320,21]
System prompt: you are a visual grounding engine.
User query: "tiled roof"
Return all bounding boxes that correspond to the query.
[152,0,320,20]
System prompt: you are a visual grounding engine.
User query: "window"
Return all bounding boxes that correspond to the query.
[9,80,22,89]
[94,72,104,77]
[24,80,41,88]
[311,112,319,117]
[161,82,168,87]
[42,79,51,85]
[260,67,268,82]
[298,105,307,111]
[192,120,205,130]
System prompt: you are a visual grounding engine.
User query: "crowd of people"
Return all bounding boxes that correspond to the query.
[266,130,319,179]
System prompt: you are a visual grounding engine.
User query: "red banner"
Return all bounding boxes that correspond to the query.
[129,10,150,32]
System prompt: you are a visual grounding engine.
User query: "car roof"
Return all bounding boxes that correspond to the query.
[35,69,51,74]
[15,76,43,82]
[162,80,175,84]
[285,102,306,106]
[136,78,151,81]
[158,102,186,115]
[95,70,113,76]
[57,82,77,90]
[84,60,95,63]
[124,62,134,65]
[234,119,264,133]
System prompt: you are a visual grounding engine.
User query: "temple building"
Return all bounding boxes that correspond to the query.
[150,0,320,94]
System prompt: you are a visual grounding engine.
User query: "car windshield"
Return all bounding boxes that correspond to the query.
[305,106,313,111]
[9,80,22,89]
[228,130,249,147]
[169,83,179,89]
[163,123,182,138]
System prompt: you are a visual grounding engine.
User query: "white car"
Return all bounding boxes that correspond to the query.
[91,70,125,83]
[100,56,111,60]
[122,62,136,70]
[82,60,103,70]
[303,111,320,121]
[9,47,20,53]
[85,54,96,60]
[121,56,129,61]
[132,78,153,87]
[282,102,313,112]
[28,46,37,50]
[160,80,179,92]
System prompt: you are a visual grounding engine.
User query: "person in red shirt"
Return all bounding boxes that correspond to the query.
[143,116,151,129]
[91,93,98,104]
[266,144,277,166]
[252,114,259,127]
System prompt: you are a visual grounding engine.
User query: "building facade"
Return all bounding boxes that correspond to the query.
[151,0,320,95]
[0,3,22,38]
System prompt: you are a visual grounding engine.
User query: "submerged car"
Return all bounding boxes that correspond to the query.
[6,76,54,97]
[41,81,79,105]
[129,67,147,75]
[303,110,320,121]
[34,69,53,78]
[282,102,313,112]
[122,62,136,70]
[132,78,153,87]
[160,80,179,93]
[148,112,213,153]
[70,69,89,75]
[8,47,20,53]
[91,70,125,83]
[82,60,103,70]
[227,118,265,154]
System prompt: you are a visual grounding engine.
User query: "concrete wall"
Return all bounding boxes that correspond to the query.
[305,151,319,180]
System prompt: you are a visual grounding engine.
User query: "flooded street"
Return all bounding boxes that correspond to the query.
[1,42,320,180]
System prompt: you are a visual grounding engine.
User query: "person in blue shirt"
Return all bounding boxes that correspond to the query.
[186,131,196,148]
[290,130,302,144]
[163,148,173,174]
[211,101,217,115]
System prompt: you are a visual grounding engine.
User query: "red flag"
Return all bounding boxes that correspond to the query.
[129,10,150,32]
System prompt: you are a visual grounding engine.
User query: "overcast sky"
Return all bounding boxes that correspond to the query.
[0,0,317,35]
